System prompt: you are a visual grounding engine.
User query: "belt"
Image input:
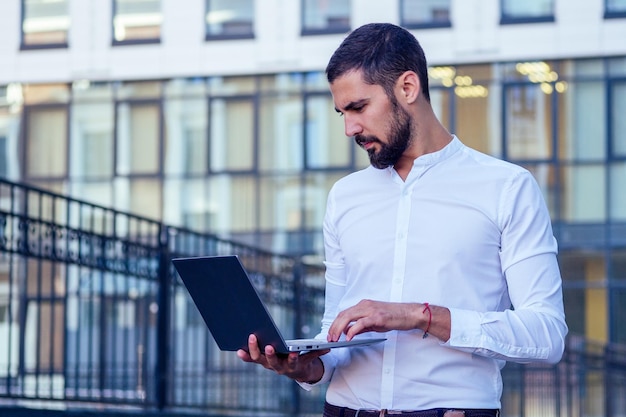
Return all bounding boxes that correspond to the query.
[324,402,500,417]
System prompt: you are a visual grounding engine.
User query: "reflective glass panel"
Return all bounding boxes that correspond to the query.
[305,95,350,169]
[205,0,254,38]
[129,178,162,220]
[210,98,254,171]
[70,102,114,179]
[401,0,451,27]
[302,0,350,34]
[606,0,626,14]
[116,103,160,175]
[0,104,21,180]
[504,84,553,160]
[113,0,161,43]
[26,106,67,178]
[452,65,500,156]
[207,175,256,232]
[562,165,606,222]
[164,97,207,175]
[259,175,302,230]
[22,0,69,47]
[612,81,626,157]
[559,81,606,161]
[501,0,554,19]
[610,162,626,221]
[259,95,303,172]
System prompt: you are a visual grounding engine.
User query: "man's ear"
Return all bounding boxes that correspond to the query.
[397,71,420,104]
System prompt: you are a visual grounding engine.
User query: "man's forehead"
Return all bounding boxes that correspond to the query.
[330,72,384,109]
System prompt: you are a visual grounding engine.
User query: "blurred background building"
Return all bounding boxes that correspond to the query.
[0,0,625,352]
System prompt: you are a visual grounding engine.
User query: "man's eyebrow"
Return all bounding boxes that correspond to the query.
[335,99,368,113]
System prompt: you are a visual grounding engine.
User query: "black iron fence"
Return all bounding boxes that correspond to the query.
[0,178,625,417]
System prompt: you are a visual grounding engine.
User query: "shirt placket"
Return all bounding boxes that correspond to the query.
[379,181,414,409]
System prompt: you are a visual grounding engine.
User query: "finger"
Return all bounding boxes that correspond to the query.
[237,349,253,362]
[264,344,280,369]
[247,334,264,362]
[328,309,362,341]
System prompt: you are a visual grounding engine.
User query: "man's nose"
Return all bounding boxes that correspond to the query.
[344,115,362,137]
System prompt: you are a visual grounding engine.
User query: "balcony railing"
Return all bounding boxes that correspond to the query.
[0,177,625,416]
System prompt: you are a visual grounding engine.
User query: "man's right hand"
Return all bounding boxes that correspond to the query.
[236,334,329,384]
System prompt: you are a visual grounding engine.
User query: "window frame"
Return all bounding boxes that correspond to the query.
[204,0,255,41]
[20,0,69,50]
[604,0,626,18]
[111,0,162,46]
[399,0,452,30]
[499,0,555,25]
[300,0,351,36]
[22,103,70,181]
[114,98,164,177]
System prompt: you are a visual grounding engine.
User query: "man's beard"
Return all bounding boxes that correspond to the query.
[354,103,413,169]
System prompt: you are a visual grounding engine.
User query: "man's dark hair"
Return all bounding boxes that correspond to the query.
[326,23,430,102]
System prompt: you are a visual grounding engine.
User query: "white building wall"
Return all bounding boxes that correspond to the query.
[0,0,625,84]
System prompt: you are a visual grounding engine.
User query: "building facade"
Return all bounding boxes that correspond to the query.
[1,0,626,349]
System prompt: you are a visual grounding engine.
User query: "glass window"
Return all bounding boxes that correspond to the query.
[0,93,22,180]
[70,83,115,180]
[259,175,302,231]
[501,0,554,23]
[116,103,161,175]
[259,95,303,172]
[302,0,350,35]
[25,106,68,179]
[69,181,113,209]
[113,0,161,44]
[209,76,256,95]
[21,0,69,49]
[207,175,256,232]
[205,0,254,39]
[606,0,626,17]
[210,98,254,172]
[610,162,626,221]
[0,135,6,178]
[429,86,451,132]
[612,81,626,157]
[401,0,451,28]
[504,83,553,160]
[164,92,207,176]
[559,81,606,161]
[447,65,500,157]
[612,288,626,344]
[129,178,162,220]
[303,172,343,229]
[562,165,606,222]
[163,178,209,230]
[305,95,350,169]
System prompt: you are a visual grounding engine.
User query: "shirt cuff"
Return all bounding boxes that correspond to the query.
[295,352,337,391]
[446,307,483,348]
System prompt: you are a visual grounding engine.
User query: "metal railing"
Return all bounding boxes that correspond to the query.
[0,178,625,416]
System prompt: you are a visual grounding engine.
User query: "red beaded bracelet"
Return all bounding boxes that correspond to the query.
[422,302,432,339]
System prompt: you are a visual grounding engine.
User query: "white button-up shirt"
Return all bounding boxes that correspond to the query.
[304,136,568,411]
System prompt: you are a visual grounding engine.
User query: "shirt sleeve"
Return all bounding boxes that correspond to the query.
[298,189,350,389]
[296,277,347,390]
[446,170,568,364]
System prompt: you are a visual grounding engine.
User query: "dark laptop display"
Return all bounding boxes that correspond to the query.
[172,255,386,354]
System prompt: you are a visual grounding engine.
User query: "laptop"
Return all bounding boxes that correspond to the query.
[172,255,386,354]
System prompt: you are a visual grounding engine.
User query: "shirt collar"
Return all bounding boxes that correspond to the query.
[412,134,461,167]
